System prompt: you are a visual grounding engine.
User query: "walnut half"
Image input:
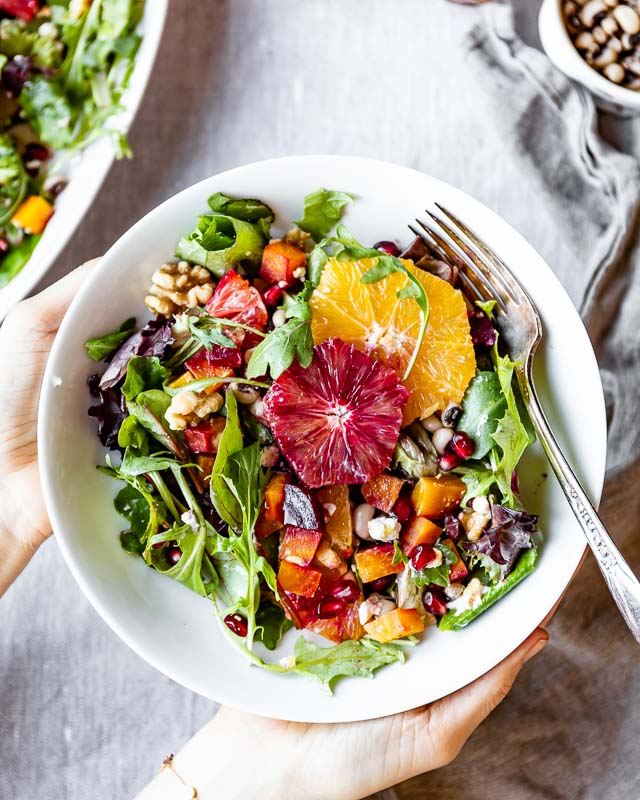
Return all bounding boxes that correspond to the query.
[145,261,215,318]
[165,390,223,431]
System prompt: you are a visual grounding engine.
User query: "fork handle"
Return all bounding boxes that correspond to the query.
[518,370,640,644]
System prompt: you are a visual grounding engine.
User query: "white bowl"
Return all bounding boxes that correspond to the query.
[539,0,640,113]
[38,155,607,723]
[0,1,168,320]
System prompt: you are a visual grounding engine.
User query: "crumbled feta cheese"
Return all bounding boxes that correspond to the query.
[181,510,198,532]
[292,266,306,280]
[472,495,491,516]
[358,593,397,625]
[279,655,296,669]
[367,515,401,542]
[447,578,485,615]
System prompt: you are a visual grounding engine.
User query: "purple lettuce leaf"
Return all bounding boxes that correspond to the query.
[87,374,127,450]
[466,505,538,580]
[99,318,174,390]
[468,309,497,347]
[2,56,33,98]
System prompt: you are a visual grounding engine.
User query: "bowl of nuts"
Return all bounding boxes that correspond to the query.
[539,0,640,112]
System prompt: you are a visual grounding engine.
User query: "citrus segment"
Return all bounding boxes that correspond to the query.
[310,257,476,423]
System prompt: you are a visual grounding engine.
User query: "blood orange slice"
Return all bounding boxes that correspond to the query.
[310,257,476,424]
[263,338,408,488]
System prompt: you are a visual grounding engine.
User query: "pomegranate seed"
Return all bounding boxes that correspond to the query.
[511,469,520,495]
[450,431,475,459]
[331,579,360,603]
[262,285,284,307]
[373,240,400,257]
[393,496,412,523]
[439,451,460,472]
[423,586,448,616]
[317,597,345,619]
[224,613,248,637]
[368,575,394,592]
[166,546,182,565]
[411,543,437,571]
[24,142,50,162]
[0,239,8,255]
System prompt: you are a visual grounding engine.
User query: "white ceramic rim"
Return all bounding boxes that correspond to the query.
[539,0,640,109]
[0,0,169,320]
[38,155,607,722]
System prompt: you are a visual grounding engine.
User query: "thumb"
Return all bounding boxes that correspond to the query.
[5,259,99,343]
[419,627,549,770]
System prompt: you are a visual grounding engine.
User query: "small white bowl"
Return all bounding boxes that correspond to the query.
[539,0,640,113]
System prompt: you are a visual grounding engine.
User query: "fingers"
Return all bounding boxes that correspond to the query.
[5,259,99,341]
[420,627,549,769]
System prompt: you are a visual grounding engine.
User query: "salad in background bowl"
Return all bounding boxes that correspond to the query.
[0,0,167,317]
[38,156,606,722]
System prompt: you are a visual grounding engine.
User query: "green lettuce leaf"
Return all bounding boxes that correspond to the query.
[85,317,136,362]
[255,602,293,651]
[294,188,353,242]
[285,637,405,694]
[0,234,41,289]
[122,356,169,402]
[21,76,75,150]
[457,371,507,459]
[411,543,457,588]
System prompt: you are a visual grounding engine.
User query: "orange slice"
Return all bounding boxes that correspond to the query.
[310,257,476,424]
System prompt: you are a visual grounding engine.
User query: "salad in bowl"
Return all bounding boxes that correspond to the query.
[85,188,541,690]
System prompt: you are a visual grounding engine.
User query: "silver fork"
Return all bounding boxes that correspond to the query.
[414,204,640,644]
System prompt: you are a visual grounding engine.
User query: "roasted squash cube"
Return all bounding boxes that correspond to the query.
[411,475,465,518]
[401,515,442,555]
[316,484,353,556]
[441,538,469,582]
[264,473,289,522]
[364,608,425,643]
[354,544,403,584]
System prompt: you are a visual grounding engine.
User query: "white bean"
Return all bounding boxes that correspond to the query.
[604,62,625,82]
[614,4,640,34]
[432,427,454,455]
[272,309,287,328]
[352,503,375,540]
[420,414,443,433]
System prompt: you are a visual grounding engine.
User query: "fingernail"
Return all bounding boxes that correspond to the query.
[523,632,549,663]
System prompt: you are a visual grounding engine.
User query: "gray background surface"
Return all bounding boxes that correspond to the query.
[3,1,640,798]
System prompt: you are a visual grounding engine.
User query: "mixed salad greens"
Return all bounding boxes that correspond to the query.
[0,0,145,288]
[86,188,541,692]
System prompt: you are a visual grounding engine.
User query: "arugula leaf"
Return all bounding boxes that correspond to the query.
[246,282,314,379]
[457,372,507,459]
[0,134,28,227]
[490,355,535,506]
[85,317,136,362]
[114,484,149,536]
[120,449,183,477]
[187,315,237,350]
[209,550,250,607]
[21,76,75,150]
[207,193,275,227]
[154,522,208,597]
[284,637,405,693]
[117,415,148,450]
[175,203,269,277]
[122,356,169,402]
[294,188,353,242]
[210,391,244,529]
[255,602,293,651]
[126,389,187,460]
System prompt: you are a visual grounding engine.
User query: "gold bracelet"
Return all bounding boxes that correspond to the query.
[160,754,198,798]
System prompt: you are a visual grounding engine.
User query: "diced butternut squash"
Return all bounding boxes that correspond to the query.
[316,484,353,556]
[441,538,469,582]
[264,473,289,521]
[11,195,53,234]
[277,560,322,598]
[361,473,405,514]
[354,544,403,584]
[401,515,442,555]
[411,475,466,519]
[364,608,425,643]
[195,454,216,482]
[259,240,307,288]
[280,525,323,566]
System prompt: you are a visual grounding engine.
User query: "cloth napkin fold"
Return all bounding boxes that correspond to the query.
[378,5,640,800]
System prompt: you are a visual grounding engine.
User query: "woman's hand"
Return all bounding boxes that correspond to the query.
[0,263,94,595]
[139,627,548,800]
